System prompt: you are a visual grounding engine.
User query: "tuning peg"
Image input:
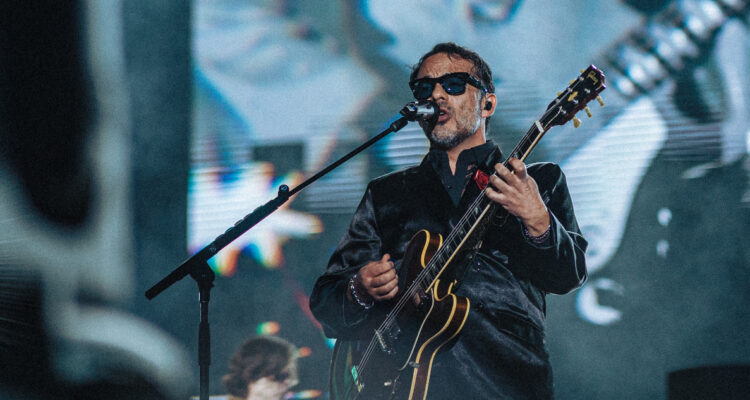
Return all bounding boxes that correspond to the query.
[584,106,592,118]
[557,92,562,96]
[596,96,605,106]
[573,116,581,128]
[569,79,576,85]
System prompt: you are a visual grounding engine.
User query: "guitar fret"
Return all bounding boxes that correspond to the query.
[435,253,445,267]
[427,269,437,283]
[450,237,460,251]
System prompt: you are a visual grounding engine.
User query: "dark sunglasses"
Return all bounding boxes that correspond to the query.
[409,72,487,100]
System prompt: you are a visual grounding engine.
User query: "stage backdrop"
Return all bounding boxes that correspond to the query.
[167,0,750,399]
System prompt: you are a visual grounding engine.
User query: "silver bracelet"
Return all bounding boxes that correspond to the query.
[349,273,374,310]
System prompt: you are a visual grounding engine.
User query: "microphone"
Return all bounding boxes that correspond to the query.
[399,100,439,133]
[399,100,438,122]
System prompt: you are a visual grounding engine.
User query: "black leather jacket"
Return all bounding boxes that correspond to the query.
[310,144,587,399]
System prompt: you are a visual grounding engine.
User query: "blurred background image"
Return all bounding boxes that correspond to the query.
[1,0,748,399]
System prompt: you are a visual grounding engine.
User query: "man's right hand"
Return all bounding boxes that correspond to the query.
[357,253,399,301]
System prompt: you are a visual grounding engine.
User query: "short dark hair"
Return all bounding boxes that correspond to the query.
[410,42,496,131]
[222,335,297,398]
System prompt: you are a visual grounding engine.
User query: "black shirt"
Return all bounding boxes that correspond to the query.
[426,140,497,207]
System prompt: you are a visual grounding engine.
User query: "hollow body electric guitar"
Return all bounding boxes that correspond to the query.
[329,66,606,400]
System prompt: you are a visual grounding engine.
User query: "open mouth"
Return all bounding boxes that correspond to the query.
[437,108,449,123]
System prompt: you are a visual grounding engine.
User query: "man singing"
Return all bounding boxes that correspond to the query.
[310,42,587,399]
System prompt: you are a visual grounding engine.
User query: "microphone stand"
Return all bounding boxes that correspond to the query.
[145,101,434,400]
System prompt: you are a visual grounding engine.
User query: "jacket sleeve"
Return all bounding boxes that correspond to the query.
[518,163,588,294]
[309,184,382,338]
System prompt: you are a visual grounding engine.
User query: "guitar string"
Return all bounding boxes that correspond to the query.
[354,104,563,377]
[354,99,570,378]
[391,103,564,306]
[404,108,557,293]
[354,106,562,377]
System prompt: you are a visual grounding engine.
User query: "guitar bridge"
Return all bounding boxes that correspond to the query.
[375,329,393,354]
[376,324,403,354]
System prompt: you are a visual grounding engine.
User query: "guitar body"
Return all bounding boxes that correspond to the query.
[330,230,470,400]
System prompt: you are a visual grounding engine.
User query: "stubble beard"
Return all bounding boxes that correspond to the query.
[426,124,474,150]
[423,102,482,151]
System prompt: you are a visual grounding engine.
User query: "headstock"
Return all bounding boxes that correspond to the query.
[544,65,606,128]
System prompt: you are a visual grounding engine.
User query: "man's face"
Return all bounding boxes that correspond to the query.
[415,53,483,150]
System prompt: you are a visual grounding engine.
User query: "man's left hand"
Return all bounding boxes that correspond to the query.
[485,158,550,236]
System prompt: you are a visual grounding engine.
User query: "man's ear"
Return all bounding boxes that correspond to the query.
[482,93,497,117]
